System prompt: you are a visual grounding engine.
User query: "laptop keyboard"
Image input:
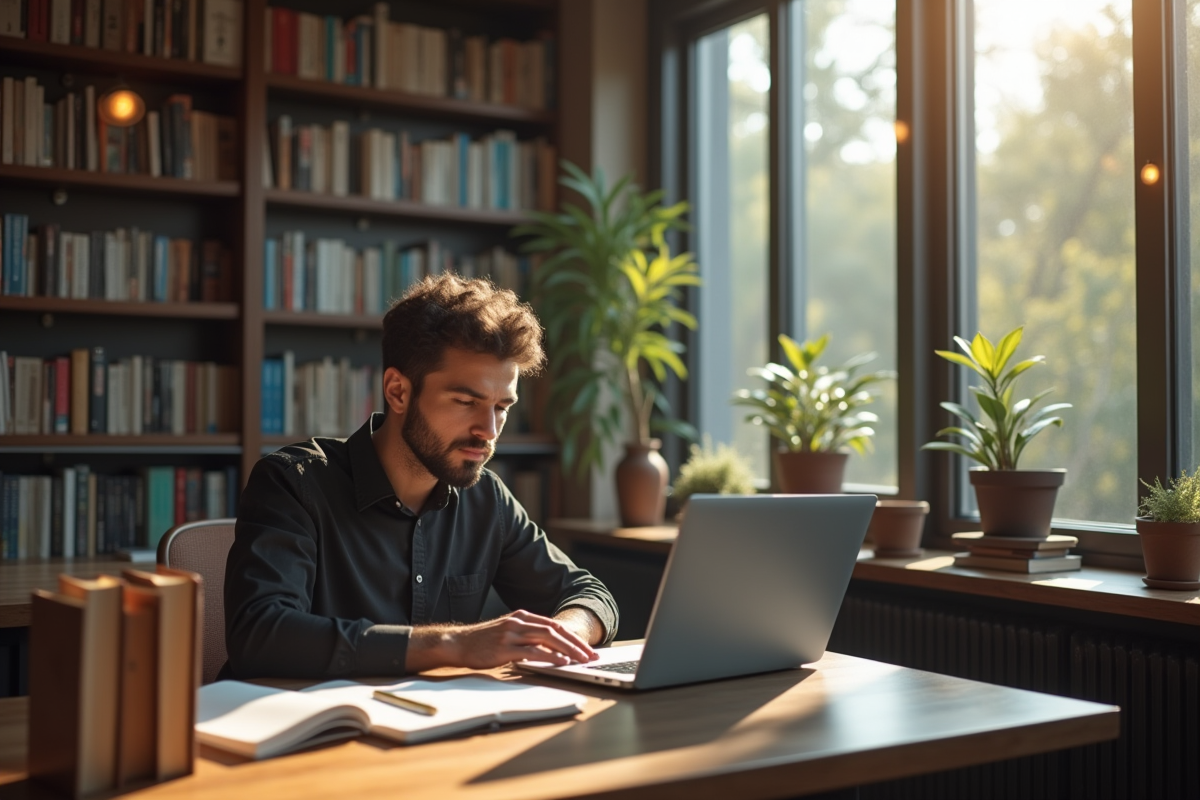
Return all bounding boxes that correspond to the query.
[586,660,640,675]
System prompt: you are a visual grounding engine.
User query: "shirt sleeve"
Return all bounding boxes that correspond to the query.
[224,454,412,679]
[488,479,620,645]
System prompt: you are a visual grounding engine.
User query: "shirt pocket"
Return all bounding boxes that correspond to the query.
[446,572,489,623]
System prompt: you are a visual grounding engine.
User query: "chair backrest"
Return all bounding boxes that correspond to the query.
[157,518,236,685]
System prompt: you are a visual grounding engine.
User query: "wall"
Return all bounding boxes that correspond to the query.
[559,0,650,521]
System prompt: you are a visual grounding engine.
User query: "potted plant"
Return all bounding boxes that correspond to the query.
[670,437,757,518]
[922,326,1071,538]
[1136,470,1200,590]
[868,500,930,558]
[513,161,699,526]
[732,333,894,493]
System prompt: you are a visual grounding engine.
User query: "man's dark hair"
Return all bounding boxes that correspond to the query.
[382,274,545,393]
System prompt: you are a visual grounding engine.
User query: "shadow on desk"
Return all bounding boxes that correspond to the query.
[472,667,816,783]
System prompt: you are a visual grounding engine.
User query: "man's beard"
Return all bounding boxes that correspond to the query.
[402,399,494,488]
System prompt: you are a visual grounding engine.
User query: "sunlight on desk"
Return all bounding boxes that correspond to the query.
[904,556,957,571]
[1032,578,1103,590]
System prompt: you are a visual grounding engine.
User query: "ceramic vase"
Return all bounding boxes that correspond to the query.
[615,439,669,527]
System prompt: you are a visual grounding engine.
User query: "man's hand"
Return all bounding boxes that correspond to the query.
[405,610,598,672]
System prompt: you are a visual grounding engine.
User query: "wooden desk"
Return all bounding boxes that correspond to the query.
[0,557,154,628]
[0,652,1117,800]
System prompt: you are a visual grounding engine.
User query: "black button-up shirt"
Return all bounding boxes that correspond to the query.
[224,413,618,679]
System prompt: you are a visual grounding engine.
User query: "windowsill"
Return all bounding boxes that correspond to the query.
[853,550,1200,628]
[545,519,1199,629]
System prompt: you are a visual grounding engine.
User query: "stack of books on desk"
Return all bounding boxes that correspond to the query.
[27,568,201,797]
[951,532,1082,574]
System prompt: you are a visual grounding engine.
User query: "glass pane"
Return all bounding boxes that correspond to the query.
[793,0,897,490]
[970,1,1135,524]
[694,15,771,481]
[1188,2,1200,478]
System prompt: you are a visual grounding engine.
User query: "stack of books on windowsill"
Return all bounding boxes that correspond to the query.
[951,531,1082,574]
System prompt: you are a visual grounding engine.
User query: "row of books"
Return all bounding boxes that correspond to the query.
[0,464,237,558]
[1,78,237,181]
[263,234,533,315]
[29,569,199,794]
[0,0,243,66]
[265,4,554,108]
[266,116,555,212]
[1,214,232,302]
[260,353,381,437]
[0,349,238,436]
[951,532,1082,574]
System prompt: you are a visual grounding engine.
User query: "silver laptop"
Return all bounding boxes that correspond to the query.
[520,493,876,690]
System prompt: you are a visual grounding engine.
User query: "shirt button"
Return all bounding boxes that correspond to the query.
[415,574,423,583]
[395,500,402,508]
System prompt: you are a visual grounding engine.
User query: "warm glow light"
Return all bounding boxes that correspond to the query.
[1141,162,1161,185]
[98,88,145,127]
[894,120,910,144]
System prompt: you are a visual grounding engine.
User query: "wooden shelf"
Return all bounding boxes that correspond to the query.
[264,188,531,226]
[0,38,243,84]
[0,164,240,198]
[0,296,239,319]
[262,310,384,329]
[0,434,241,454]
[266,73,556,127]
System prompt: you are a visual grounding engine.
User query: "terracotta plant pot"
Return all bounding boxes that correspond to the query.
[1135,517,1200,589]
[969,468,1065,539]
[615,439,669,527]
[775,451,848,494]
[868,500,930,557]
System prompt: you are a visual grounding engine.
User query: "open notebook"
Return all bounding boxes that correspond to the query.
[196,676,588,759]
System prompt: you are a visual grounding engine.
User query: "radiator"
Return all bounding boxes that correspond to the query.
[828,590,1200,799]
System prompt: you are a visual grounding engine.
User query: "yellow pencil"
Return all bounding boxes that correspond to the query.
[372,689,438,716]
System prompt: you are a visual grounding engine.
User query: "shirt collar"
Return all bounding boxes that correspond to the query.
[349,412,457,514]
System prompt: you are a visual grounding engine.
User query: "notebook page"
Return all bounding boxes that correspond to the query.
[196,682,370,759]
[303,676,588,741]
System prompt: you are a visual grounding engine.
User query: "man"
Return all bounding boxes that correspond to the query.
[224,275,618,679]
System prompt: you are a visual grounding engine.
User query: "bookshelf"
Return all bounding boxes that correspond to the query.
[0,164,240,197]
[263,189,531,226]
[0,0,565,565]
[265,72,557,126]
[0,38,243,84]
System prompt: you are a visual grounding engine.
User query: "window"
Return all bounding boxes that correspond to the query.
[693,14,772,481]
[792,1,897,489]
[965,1,1136,525]
[689,2,898,490]
[655,0,1190,549]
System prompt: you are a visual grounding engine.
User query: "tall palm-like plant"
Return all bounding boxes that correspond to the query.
[512,161,698,477]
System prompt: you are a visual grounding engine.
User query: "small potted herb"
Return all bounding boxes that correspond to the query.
[1136,470,1200,590]
[733,333,894,493]
[670,437,756,517]
[922,326,1070,538]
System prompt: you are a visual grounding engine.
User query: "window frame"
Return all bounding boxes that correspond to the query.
[649,0,1190,567]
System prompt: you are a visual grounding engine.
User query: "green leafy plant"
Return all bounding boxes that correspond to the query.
[922,326,1070,470]
[732,333,894,453]
[1138,469,1200,523]
[512,161,699,477]
[671,437,757,506]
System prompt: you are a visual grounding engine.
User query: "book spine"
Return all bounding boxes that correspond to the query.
[88,346,106,433]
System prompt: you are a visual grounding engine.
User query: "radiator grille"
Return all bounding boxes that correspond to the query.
[828,591,1200,799]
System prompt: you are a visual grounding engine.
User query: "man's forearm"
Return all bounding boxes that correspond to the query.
[555,607,605,646]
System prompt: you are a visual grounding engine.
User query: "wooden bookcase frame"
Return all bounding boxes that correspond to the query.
[0,0,565,530]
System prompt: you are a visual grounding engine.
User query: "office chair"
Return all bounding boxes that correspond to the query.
[156,518,236,685]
